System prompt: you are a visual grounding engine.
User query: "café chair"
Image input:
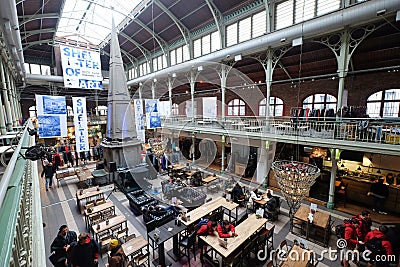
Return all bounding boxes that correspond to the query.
[96,197,106,205]
[99,232,113,255]
[123,233,136,243]
[116,227,128,241]
[178,231,198,267]
[278,240,292,257]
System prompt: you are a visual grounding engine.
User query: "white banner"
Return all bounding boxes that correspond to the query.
[145,99,161,129]
[72,97,89,152]
[35,95,67,138]
[202,97,217,118]
[60,45,103,89]
[159,101,171,118]
[134,99,145,142]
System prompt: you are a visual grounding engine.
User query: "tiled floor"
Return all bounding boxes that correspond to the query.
[40,161,388,267]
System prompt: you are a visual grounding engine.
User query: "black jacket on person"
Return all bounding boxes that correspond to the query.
[41,164,56,179]
[50,230,77,264]
[370,181,389,198]
[71,236,99,267]
[232,184,244,201]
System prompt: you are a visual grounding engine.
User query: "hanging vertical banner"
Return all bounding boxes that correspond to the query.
[145,99,161,129]
[60,45,103,89]
[72,97,89,152]
[35,95,68,138]
[134,99,145,142]
[202,97,217,118]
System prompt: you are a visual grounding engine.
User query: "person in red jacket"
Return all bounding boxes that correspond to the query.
[217,220,237,238]
[364,225,393,267]
[343,219,363,267]
[197,221,217,236]
[353,210,372,242]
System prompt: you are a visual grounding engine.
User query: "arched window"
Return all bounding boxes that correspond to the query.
[172,103,179,116]
[303,93,337,110]
[367,89,400,118]
[227,99,245,116]
[259,97,284,116]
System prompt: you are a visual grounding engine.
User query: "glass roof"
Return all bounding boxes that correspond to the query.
[56,0,142,45]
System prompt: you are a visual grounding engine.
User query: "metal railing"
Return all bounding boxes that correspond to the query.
[0,121,45,267]
[161,116,400,152]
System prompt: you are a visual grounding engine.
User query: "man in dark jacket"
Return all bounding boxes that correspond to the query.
[50,225,77,267]
[71,232,99,267]
[231,183,245,203]
[41,160,56,191]
[369,178,389,214]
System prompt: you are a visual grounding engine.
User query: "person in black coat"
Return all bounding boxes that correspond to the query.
[50,225,77,267]
[231,183,245,203]
[369,178,389,214]
[70,233,99,267]
[41,160,56,191]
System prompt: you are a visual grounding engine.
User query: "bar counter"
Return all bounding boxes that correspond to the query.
[341,175,400,214]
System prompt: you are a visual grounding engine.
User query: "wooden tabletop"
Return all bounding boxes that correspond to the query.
[76,188,103,200]
[76,169,94,181]
[200,214,268,258]
[182,197,230,226]
[202,175,218,183]
[294,205,330,229]
[185,170,198,177]
[84,202,114,216]
[171,164,186,170]
[121,236,148,257]
[280,245,310,267]
[92,215,126,234]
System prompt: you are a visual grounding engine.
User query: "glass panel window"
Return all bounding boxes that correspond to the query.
[163,55,167,68]
[202,34,211,55]
[210,31,220,52]
[176,46,183,63]
[317,0,341,16]
[24,63,30,74]
[194,39,202,58]
[295,0,315,23]
[276,0,294,30]
[182,45,189,61]
[158,56,163,70]
[226,23,238,47]
[30,64,41,75]
[172,103,179,116]
[367,89,400,118]
[302,94,337,111]
[252,11,266,38]
[170,50,176,66]
[367,102,380,118]
[260,97,284,116]
[41,65,51,75]
[227,99,245,116]
[152,58,158,72]
[238,17,252,43]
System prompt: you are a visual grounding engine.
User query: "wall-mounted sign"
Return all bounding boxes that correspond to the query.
[60,45,103,89]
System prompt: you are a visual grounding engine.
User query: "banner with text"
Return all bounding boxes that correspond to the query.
[134,99,145,142]
[35,95,68,138]
[72,97,89,152]
[60,45,103,89]
[145,99,161,129]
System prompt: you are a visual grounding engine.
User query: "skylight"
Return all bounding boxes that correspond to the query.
[56,0,142,45]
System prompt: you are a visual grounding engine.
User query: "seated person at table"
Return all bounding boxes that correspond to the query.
[197,220,217,236]
[250,188,262,202]
[217,220,238,238]
[264,191,278,221]
[107,239,126,267]
[232,183,245,203]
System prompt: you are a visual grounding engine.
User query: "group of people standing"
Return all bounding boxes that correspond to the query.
[342,211,399,267]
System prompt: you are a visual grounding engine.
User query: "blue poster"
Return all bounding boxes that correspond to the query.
[38,115,61,137]
[42,96,67,114]
[145,99,161,129]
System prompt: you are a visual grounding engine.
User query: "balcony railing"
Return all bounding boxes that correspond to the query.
[0,121,45,266]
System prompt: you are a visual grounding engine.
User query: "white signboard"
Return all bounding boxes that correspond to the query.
[60,45,103,89]
[72,97,89,152]
[35,95,68,138]
[134,99,145,142]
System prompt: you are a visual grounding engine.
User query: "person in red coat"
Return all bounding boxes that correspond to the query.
[364,226,393,256]
[217,220,237,238]
[197,221,217,236]
[343,219,362,267]
[353,210,372,242]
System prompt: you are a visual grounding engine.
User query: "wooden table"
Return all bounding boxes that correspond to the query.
[293,205,331,247]
[280,245,311,267]
[55,167,76,187]
[92,215,127,241]
[121,236,148,259]
[200,214,268,265]
[202,175,218,184]
[182,197,238,226]
[76,168,94,182]
[76,188,104,213]
[84,202,115,230]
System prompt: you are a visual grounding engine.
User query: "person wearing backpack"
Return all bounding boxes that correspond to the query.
[343,219,363,267]
[197,220,217,236]
[364,226,393,267]
[107,239,126,267]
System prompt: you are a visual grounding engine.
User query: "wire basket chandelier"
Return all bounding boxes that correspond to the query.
[148,137,168,158]
[271,160,320,225]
